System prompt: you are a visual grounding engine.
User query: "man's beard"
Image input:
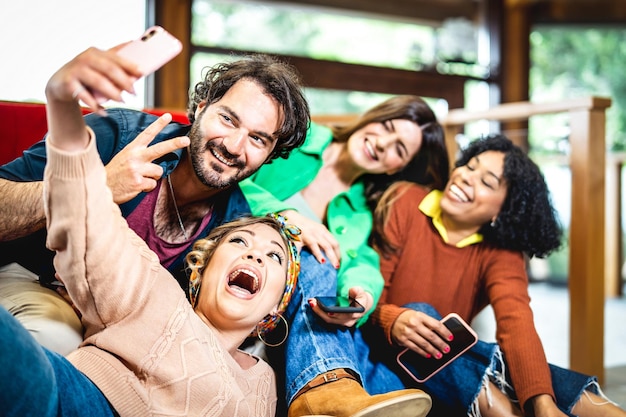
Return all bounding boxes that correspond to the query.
[188,121,255,189]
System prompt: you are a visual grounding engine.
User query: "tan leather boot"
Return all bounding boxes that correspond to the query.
[288,369,432,417]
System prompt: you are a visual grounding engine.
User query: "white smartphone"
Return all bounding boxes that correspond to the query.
[397,312,478,383]
[117,26,182,76]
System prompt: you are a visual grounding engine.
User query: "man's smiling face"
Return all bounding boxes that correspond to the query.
[188,79,282,189]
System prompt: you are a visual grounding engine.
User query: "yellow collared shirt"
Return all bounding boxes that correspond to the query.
[418,190,483,248]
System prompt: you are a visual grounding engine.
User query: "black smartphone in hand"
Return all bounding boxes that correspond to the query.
[315,296,365,313]
[397,313,478,383]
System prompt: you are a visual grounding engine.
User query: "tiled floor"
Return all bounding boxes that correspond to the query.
[606,364,626,409]
[472,281,626,408]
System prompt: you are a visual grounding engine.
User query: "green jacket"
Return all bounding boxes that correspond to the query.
[240,123,383,325]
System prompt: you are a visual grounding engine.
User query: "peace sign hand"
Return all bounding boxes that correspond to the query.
[105,113,190,203]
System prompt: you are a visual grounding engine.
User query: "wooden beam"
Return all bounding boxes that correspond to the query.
[154,0,192,111]
[605,153,625,298]
[444,96,611,124]
[502,0,531,151]
[193,47,468,110]
[529,0,626,24]
[287,55,467,109]
[568,104,607,383]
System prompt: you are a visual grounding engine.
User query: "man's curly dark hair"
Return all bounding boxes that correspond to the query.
[457,134,563,258]
[187,54,310,161]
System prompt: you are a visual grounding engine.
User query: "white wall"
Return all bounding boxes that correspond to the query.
[0,0,146,108]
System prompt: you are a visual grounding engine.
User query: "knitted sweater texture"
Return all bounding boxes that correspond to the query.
[370,183,554,411]
[43,136,276,416]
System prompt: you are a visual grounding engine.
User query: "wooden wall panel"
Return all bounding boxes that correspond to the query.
[154,0,192,111]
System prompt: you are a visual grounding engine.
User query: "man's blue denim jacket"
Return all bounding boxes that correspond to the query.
[0,108,251,292]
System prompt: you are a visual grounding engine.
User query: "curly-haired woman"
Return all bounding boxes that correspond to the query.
[369,134,626,417]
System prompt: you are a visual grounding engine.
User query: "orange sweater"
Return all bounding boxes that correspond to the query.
[370,183,554,411]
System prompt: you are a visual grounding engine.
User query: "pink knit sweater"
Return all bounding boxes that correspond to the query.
[44,135,277,416]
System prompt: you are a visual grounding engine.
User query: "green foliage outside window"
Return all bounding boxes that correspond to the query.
[530,26,626,152]
[192,0,436,71]
[530,26,626,283]
[189,0,452,116]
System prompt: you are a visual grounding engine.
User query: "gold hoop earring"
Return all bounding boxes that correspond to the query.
[257,313,289,347]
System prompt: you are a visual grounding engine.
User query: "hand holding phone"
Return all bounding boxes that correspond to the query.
[397,313,478,383]
[315,296,365,313]
[74,26,182,109]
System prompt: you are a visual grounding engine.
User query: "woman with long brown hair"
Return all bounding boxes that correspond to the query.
[240,95,450,417]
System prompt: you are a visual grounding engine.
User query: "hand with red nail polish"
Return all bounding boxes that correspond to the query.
[276,210,341,268]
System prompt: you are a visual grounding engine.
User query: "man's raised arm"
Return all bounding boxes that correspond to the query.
[0,179,45,241]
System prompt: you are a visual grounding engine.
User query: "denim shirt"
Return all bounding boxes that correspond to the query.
[0,108,251,290]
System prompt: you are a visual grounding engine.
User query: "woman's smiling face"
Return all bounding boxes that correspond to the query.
[440,150,508,228]
[347,119,423,175]
[195,222,288,332]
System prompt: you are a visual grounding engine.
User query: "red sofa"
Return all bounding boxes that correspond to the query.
[0,100,190,166]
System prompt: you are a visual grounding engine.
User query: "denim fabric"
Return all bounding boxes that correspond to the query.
[0,306,114,417]
[279,262,599,417]
[491,354,600,417]
[282,250,363,404]
[279,250,410,411]
[549,365,600,416]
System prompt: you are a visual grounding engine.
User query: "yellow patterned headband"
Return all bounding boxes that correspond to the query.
[256,213,301,335]
[188,213,301,335]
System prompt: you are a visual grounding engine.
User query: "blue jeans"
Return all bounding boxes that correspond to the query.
[278,251,408,408]
[0,306,115,417]
[279,251,599,417]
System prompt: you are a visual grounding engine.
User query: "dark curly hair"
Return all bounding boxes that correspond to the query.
[456,134,563,257]
[374,134,563,258]
[331,95,449,211]
[187,54,310,161]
